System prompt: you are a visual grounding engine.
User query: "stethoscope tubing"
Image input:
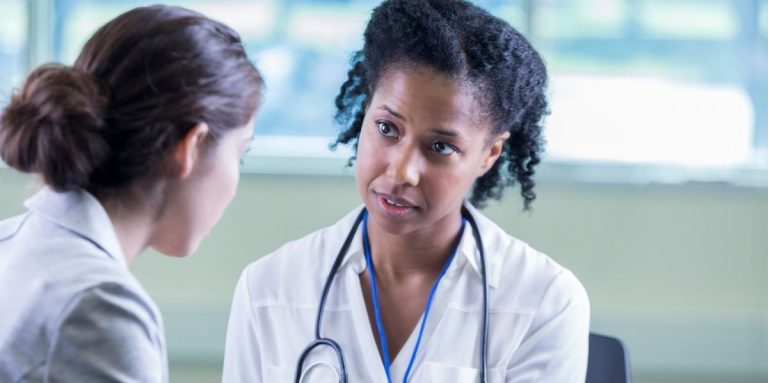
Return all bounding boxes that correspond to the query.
[295,210,364,383]
[462,205,490,383]
[295,206,489,383]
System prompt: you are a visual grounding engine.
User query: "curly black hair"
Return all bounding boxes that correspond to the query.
[332,0,548,210]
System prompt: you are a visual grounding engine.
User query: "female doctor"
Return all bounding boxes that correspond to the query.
[223,0,589,382]
[0,5,263,382]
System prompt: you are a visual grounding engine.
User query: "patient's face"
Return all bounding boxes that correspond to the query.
[150,121,254,257]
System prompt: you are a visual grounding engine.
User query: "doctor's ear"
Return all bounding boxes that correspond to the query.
[171,122,210,179]
[479,131,510,176]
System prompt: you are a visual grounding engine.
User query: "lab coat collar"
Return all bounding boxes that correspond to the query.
[456,202,508,288]
[24,187,127,268]
[336,203,506,288]
[336,206,367,274]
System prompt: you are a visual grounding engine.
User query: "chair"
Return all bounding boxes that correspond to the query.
[586,332,632,383]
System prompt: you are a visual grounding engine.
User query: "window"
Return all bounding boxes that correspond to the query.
[50,0,374,140]
[762,0,768,37]
[0,0,26,105]
[536,0,762,167]
[5,0,767,180]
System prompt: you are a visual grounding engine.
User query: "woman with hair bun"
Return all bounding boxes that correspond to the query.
[0,5,263,382]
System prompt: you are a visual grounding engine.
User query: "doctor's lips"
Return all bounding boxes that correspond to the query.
[374,192,419,218]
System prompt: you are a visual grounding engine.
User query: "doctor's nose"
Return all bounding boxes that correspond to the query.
[386,146,420,187]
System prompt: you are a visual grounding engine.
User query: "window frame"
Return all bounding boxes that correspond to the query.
[3,0,766,188]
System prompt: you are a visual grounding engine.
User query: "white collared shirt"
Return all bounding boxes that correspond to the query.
[223,204,589,382]
[0,188,168,383]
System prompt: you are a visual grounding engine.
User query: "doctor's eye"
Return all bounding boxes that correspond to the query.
[430,141,457,156]
[376,121,399,138]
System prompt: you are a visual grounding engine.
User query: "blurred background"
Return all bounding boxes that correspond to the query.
[0,0,767,382]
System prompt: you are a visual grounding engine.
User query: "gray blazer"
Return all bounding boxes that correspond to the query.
[0,188,168,382]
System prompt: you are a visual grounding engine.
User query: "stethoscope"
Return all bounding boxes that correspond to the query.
[295,205,490,383]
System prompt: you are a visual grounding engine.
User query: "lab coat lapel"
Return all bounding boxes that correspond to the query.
[387,247,468,382]
[345,268,391,383]
[338,209,473,382]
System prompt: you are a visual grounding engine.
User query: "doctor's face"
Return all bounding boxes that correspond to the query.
[355,65,505,235]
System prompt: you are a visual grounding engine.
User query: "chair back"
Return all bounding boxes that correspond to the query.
[586,332,632,383]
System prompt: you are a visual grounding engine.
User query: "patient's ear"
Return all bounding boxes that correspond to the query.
[172,123,209,179]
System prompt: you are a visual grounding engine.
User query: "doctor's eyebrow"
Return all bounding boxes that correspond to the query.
[430,128,460,138]
[379,105,464,139]
[378,105,407,122]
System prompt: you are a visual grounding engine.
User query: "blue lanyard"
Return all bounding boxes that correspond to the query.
[362,212,466,383]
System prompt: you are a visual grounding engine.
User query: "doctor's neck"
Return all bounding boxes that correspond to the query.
[366,208,463,278]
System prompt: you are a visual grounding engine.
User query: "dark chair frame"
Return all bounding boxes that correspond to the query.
[586,332,632,383]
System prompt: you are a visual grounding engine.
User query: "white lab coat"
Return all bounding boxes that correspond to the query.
[223,204,589,382]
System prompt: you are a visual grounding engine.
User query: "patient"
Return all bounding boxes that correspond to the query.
[0,5,263,382]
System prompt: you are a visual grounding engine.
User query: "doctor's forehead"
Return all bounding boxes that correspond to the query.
[370,66,491,132]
